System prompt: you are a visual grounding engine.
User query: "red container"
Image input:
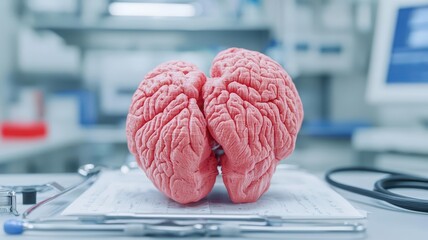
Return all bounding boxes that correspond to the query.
[1,122,48,139]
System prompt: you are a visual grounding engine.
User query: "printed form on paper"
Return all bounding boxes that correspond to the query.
[62,169,364,220]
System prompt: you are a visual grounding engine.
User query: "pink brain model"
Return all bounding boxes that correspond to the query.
[126,48,303,204]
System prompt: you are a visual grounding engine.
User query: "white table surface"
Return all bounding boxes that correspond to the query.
[0,171,427,239]
[352,127,428,155]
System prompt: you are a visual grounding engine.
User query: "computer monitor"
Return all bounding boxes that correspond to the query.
[367,0,428,103]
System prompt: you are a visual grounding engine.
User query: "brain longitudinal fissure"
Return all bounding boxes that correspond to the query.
[126,48,303,204]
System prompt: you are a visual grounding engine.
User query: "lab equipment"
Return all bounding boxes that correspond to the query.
[325,167,428,213]
[0,191,18,216]
[1,181,65,205]
[0,164,98,215]
[3,218,365,237]
[21,189,36,205]
[22,164,102,219]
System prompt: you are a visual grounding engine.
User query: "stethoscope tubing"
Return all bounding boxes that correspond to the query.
[325,167,428,213]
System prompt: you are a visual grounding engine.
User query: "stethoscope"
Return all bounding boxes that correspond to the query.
[325,167,428,213]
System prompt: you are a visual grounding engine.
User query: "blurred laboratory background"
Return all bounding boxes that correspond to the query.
[0,0,427,174]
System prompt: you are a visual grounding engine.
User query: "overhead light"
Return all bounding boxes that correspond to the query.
[108,2,196,17]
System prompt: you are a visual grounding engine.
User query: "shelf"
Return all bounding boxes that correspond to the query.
[25,15,271,50]
[29,16,271,32]
[0,125,126,164]
[0,126,83,163]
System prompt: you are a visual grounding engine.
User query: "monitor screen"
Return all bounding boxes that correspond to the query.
[367,0,428,104]
[386,5,428,84]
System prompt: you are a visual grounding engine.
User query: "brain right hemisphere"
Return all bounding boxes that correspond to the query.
[126,48,303,204]
[203,48,303,203]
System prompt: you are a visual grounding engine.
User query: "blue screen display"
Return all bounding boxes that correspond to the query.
[386,5,428,84]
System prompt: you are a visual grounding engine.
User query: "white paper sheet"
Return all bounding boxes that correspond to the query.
[62,169,364,219]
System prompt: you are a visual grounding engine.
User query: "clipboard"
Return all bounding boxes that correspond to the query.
[17,168,367,237]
